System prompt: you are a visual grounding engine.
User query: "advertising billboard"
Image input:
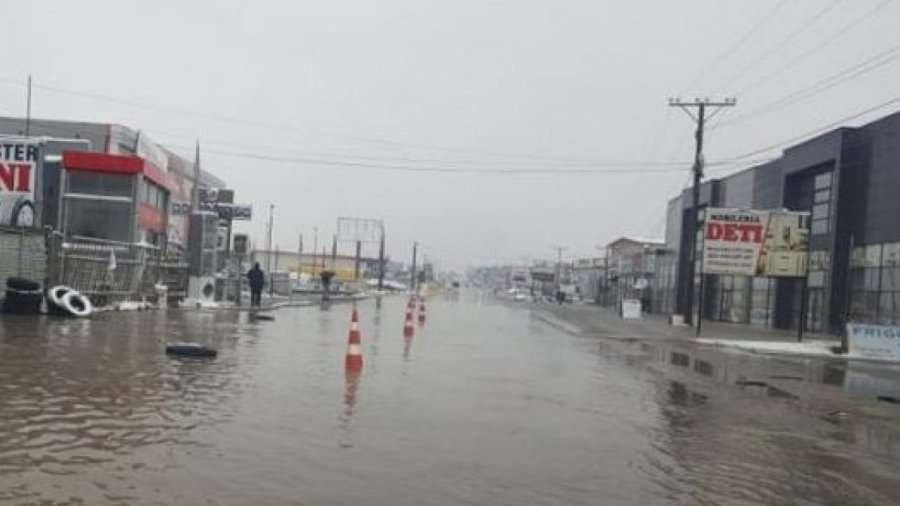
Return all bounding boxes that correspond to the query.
[0,138,39,227]
[702,208,809,277]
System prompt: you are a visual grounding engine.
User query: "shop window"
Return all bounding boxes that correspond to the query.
[67,171,133,197]
[812,203,829,220]
[811,220,829,235]
[809,271,826,288]
[865,244,882,266]
[64,199,132,242]
[882,243,900,266]
[814,172,832,190]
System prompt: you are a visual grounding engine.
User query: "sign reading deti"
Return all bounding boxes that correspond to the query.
[702,208,809,278]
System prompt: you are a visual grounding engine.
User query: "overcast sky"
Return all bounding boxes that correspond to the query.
[3,0,900,269]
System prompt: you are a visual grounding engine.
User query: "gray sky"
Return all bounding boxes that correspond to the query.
[3,0,900,269]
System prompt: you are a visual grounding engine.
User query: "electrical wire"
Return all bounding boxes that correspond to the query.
[0,76,691,167]
[714,41,900,130]
[677,0,790,95]
[710,93,900,169]
[164,143,696,175]
[709,0,846,95]
[731,0,893,98]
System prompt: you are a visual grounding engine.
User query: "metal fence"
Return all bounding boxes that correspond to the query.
[0,226,47,290]
[52,235,188,306]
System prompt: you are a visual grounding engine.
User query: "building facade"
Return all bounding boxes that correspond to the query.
[664,109,900,334]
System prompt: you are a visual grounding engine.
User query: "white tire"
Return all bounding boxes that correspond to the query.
[48,285,74,310]
[61,290,93,318]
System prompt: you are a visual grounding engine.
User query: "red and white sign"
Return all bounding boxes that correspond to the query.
[702,208,809,277]
[0,139,38,227]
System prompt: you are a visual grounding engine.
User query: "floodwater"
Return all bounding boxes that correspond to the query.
[1,292,898,505]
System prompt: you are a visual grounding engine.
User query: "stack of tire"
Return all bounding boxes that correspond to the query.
[2,277,43,315]
[46,285,93,318]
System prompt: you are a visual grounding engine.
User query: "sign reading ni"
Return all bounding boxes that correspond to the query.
[0,139,38,227]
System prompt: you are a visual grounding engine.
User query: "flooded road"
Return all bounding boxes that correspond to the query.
[1,293,898,505]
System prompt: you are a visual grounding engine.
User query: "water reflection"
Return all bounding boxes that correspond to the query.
[0,311,254,479]
[403,334,413,361]
[342,369,361,419]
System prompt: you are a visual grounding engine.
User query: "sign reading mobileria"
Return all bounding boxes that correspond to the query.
[0,138,38,227]
[702,208,810,278]
[847,323,900,362]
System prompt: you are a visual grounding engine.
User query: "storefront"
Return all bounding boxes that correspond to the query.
[60,151,171,246]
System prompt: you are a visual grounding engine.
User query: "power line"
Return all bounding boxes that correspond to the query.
[709,0,846,95]
[164,143,703,175]
[715,41,900,130]
[147,127,693,168]
[712,93,900,168]
[678,0,790,95]
[0,76,687,167]
[731,0,893,98]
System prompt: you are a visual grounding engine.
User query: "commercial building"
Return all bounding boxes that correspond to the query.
[0,116,232,304]
[662,109,900,334]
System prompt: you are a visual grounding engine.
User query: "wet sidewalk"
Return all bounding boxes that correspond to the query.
[530,301,835,343]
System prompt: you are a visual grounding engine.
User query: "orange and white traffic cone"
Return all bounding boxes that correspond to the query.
[418,300,426,325]
[403,306,415,337]
[345,308,363,371]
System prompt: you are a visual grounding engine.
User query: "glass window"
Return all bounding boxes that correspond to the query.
[882,243,900,266]
[809,271,825,288]
[67,171,133,197]
[865,244,883,267]
[881,267,900,290]
[809,250,830,270]
[814,172,832,190]
[851,246,867,268]
[812,203,829,220]
[811,220,829,235]
[865,268,880,290]
[64,199,132,242]
[814,189,831,203]
[879,292,900,325]
[850,269,865,290]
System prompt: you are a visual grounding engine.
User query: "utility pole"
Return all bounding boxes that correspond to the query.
[410,241,418,294]
[331,234,337,269]
[265,203,275,274]
[24,75,32,138]
[669,97,736,335]
[354,240,362,280]
[377,227,385,291]
[311,227,318,278]
[551,245,568,290]
[297,232,303,277]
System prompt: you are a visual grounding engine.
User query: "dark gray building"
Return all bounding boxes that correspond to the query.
[663,109,900,333]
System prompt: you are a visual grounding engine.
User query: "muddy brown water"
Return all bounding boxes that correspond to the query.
[0,293,898,505]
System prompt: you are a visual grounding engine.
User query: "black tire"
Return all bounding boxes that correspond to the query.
[3,290,43,314]
[165,343,217,358]
[7,277,40,292]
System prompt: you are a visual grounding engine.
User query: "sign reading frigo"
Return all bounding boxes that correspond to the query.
[702,208,810,278]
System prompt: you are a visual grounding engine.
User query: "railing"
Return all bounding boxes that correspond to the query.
[0,226,47,289]
[52,235,188,306]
